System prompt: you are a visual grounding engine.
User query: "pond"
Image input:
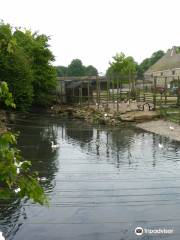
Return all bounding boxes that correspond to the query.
[1,114,180,240]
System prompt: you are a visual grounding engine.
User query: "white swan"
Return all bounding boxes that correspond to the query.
[37,177,47,182]
[0,232,5,240]
[158,143,163,148]
[51,141,60,149]
[169,125,174,131]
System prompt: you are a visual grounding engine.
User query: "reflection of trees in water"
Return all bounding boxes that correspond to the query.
[64,121,180,169]
[10,115,59,184]
[1,115,60,238]
[65,120,93,147]
[0,198,26,240]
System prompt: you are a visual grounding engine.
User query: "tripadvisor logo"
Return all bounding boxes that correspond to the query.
[135,227,144,236]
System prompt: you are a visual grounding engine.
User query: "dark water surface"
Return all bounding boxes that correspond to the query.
[1,114,180,239]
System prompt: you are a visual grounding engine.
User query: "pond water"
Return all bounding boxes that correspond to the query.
[1,114,180,240]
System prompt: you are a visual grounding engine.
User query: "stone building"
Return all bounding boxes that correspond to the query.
[144,47,180,88]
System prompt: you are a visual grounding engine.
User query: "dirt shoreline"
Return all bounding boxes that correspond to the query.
[136,120,180,141]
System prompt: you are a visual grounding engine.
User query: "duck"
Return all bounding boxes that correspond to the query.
[37,177,47,182]
[51,141,60,149]
[0,231,5,240]
[169,125,174,131]
[158,143,163,148]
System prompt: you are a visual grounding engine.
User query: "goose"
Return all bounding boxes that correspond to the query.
[169,125,174,131]
[0,231,5,240]
[158,143,163,148]
[51,141,60,149]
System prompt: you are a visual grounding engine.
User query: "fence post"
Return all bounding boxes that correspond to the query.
[116,74,119,112]
[99,77,101,107]
[106,75,109,109]
[164,77,167,105]
[177,76,180,106]
[153,76,157,110]
[88,79,90,107]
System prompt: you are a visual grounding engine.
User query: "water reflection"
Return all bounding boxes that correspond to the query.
[1,114,180,239]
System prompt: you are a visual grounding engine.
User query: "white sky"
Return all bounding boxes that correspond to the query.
[0,0,179,73]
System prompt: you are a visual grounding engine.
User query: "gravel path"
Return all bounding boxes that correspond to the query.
[136,119,180,141]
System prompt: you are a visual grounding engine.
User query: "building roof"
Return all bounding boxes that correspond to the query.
[57,76,106,82]
[145,47,180,74]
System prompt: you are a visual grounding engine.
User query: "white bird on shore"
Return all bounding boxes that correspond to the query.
[158,143,163,148]
[104,113,108,117]
[0,231,5,240]
[51,141,60,149]
[169,125,174,131]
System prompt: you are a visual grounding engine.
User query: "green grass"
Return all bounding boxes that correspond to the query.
[158,106,180,124]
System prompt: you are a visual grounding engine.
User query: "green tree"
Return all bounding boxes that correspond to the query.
[0,21,57,110]
[0,82,47,204]
[86,65,98,76]
[56,66,68,77]
[107,53,137,84]
[13,30,57,107]
[0,23,33,111]
[67,59,86,76]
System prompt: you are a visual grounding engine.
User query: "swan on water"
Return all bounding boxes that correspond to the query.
[0,232,5,240]
[158,143,163,148]
[51,141,60,149]
[169,125,174,131]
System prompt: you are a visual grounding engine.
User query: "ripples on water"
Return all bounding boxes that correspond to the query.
[1,113,180,239]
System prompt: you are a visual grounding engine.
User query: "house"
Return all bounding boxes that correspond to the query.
[144,47,180,88]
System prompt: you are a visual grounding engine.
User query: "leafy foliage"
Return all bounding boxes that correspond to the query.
[106,52,137,84]
[0,21,57,110]
[56,59,98,77]
[86,65,98,76]
[0,82,15,108]
[56,65,68,77]
[0,82,47,204]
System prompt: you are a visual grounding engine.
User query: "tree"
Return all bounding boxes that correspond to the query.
[56,60,98,77]
[107,53,137,84]
[0,21,57,110]
[67,59,86,76]
[0,82,47,204]
[0,23,33,111]
[56,66,68,77]
[13,30,57,107]
[86,65,98,76]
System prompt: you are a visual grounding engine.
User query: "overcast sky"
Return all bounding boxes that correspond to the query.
[0,0,179,73]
